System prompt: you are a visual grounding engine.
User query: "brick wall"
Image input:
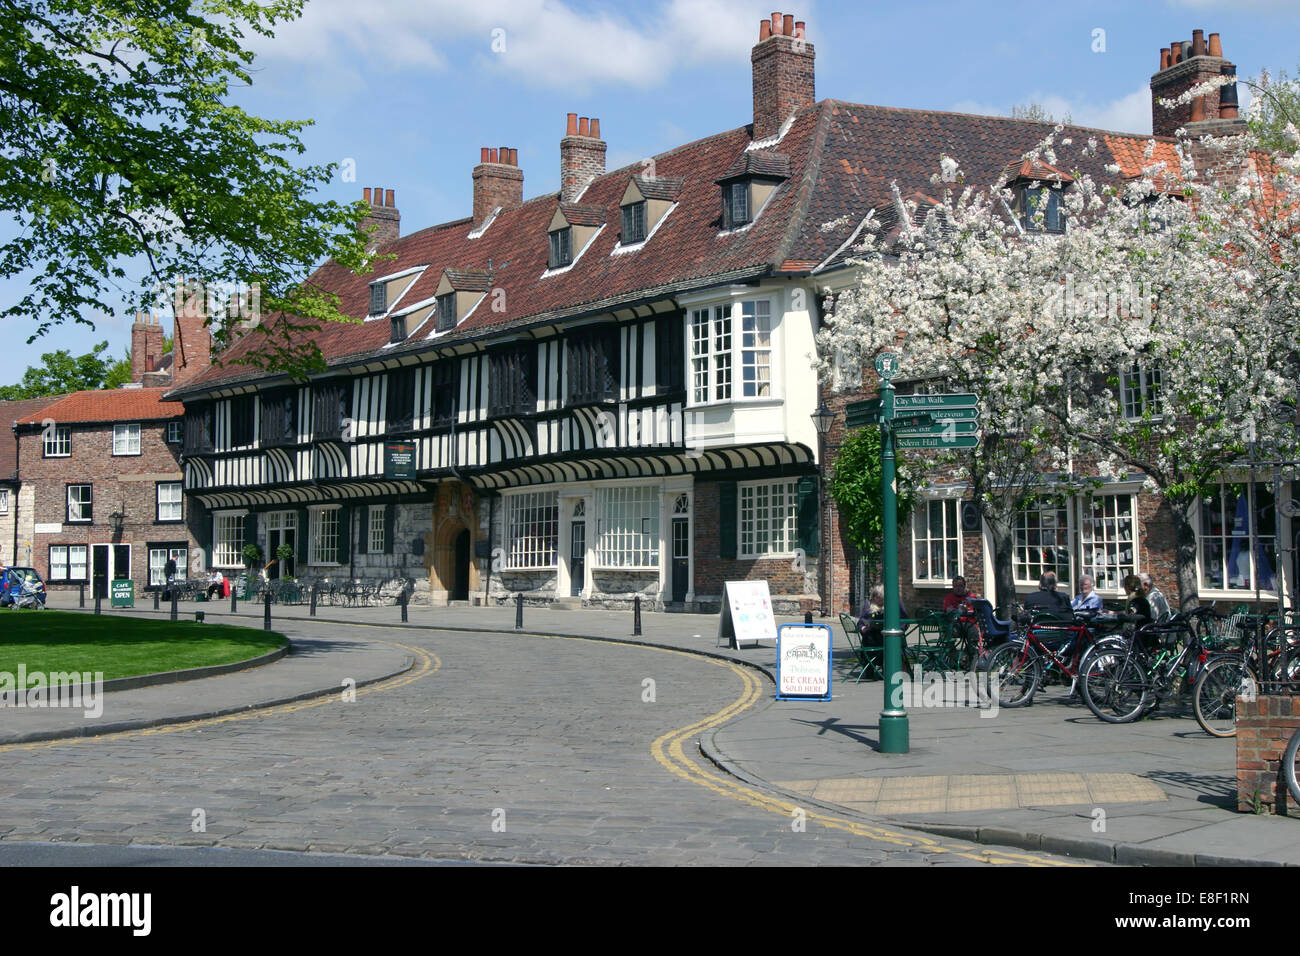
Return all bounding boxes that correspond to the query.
[1150,56,1229,138]
[472,152,523,228]
[1236,695,1300,814]
[21,421,191,595]
[751,32,815,141]
[560,117,606,203]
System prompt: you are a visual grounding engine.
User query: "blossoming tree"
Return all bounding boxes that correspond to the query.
[820,114,1300,612]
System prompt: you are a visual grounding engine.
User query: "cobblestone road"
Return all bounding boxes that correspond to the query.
[0,623,1081,866]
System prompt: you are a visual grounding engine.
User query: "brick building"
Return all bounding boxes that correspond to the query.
[164,16,1291,615]
[12,389,190,598]
[0,397,60,567]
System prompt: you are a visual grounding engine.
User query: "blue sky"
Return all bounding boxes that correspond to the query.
[3,0,1298,384]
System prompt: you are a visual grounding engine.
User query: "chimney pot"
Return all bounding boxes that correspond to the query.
[1208,33,1222,57]
[1169,41,1181,64]
[1181,40,1192,61]
[794,20,805,38]
[759,19,770,41]
[489,148,499,163]
[480,147,490,163]
[566,113,578,135]
[770,12,781,35]
[578,116,590,137]
[385,189,394,207]
[782,14,794,35]
[363,187,372,203]
[1160,48,1170,70]
[590,117,600,138]
[1192,29,1205,57]
[752,9,815,140]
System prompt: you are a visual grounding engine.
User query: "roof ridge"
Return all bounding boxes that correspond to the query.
[774,102,834,268]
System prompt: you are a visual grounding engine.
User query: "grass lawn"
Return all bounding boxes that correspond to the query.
[0,610,287,681]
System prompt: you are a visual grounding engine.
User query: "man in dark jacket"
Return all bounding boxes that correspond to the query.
[1022,572,1071,617]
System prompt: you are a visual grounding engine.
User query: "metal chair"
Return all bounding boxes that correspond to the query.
[838,613,884,683]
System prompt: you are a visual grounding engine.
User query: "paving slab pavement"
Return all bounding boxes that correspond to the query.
[27,592,1300,864]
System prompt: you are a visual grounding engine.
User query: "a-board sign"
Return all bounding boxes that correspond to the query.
[717,580,777,648]
[775,624,833,701]
[110,579,134,608]
[384,442,416,480]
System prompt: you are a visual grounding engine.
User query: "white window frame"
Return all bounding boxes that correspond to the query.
[739,479,798,559]
[1077,492,1138,595]
[148,547,189,587]
[687,295,778,407]
[113,423,142,456]
[0,489,8,515]
[49,544,88,582]
[166,420,183,444]
[1196,479,1280,597]
[1013,497,1073,590]
[911,497,963,586]
[66,484,92,523]
[213,511,247,569]
[369,505,386,554]
[505,491,559,570]
[156,482,183,522]
[595,485,660,569]
[44,425,70,457]
[309,506,343,566]
[1120,364,1162,421]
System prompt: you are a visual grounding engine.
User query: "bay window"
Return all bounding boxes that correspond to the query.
[1014,498,1071,588]
[690,298,774,404]
[1199,481,1277,593]
[1078,493,1137,592]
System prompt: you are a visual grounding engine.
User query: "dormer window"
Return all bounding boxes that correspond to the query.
[389,314,407,344]
[369,282,387,316]
[622,202,647,244]
[436,293,456,332]
[549,227,573,268]
[724,182,750,228]
[1022,185,1064,233]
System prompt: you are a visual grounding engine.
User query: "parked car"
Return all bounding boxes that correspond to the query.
[1,567,47,608]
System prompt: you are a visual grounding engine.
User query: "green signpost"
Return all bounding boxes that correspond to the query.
[844,368,985,756]
[110,579,134,608]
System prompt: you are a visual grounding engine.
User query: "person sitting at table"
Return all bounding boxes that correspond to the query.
[942,576,976,613]
[1071,574,1103,612]
[205,570,224,600]
[1140,573,1171,624]
[1122,573,1153,627]
[1023,571,1071,617]
[857,585,907,642]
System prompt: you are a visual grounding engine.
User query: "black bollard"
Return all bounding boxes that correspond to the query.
[231,589,237,614]
[804,611,813,624]
[170,588,178,622]
[79,584,85,608]
[94,595,101,615]
[633,595,642,636]
[309,584,317,617]
[153,589,159,610]
[263,590,272,631]
[400,590,408,623]
[515,593,523,630]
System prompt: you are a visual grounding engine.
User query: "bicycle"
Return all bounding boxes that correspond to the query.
[1192,616,1300,737]
[980,609,1122,708]
[1079,607,1221,723]
[1285,723,1300,808]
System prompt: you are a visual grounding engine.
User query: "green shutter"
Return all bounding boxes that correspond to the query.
[337,506,351,564]
[797,475,820,557]
[296,508,309,564]
[384,504,396,555]
[357,505,369,554]
[719,482,737,559]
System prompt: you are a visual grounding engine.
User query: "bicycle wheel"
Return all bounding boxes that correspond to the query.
[1192,656,1252,738]
[982,641,1040,708]
[1284,727,1300,809]
[1080,648,1150,723]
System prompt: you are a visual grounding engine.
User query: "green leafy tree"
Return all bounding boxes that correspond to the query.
[0,340,124,399]
[829,427,914,594]
[0,0,376,377]
[1247,66,1299,154]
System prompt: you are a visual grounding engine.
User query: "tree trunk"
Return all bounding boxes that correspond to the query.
[1169,494,1201,613]
[986,517,1018,617]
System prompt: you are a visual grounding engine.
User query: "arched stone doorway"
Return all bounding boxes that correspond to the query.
[452,529,470,601]
[431,519,476,604]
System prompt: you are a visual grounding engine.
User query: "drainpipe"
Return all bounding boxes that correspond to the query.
[484,492,496,604]
[12,423,20,565]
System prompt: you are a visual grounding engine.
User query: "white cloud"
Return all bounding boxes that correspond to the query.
[953,86,1153,135]
[248,0,773,92]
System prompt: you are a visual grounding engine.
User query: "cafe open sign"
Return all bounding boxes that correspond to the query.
[384,442,416,480]
[775,624,833,701]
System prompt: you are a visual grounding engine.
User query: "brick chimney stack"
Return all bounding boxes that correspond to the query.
[472,147,524,230]
[560,114,606,202]
[360,186,400,248]
[1150,30,1243,137]
[171,280,213,388]
[130,311,164,383]
[751,12,814,141]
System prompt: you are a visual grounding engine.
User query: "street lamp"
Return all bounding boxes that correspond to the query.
[811,402,834,616]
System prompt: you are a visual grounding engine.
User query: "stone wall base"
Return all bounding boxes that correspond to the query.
[1236,695,1300,815]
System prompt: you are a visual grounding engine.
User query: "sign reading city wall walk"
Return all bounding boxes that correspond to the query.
[717,581,777,649]
[384,442,416,480]
[775,624,833,701]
